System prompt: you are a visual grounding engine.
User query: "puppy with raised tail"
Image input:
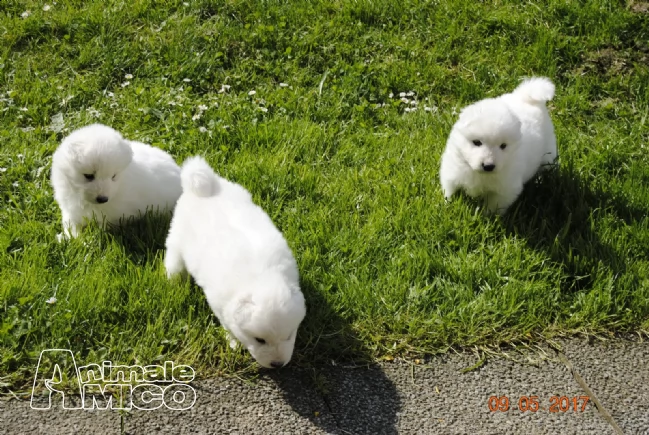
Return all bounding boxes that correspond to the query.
[51,124,182,239]
[439,77,557,214]
[164,156,306,369]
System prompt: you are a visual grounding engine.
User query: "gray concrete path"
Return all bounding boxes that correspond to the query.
[1,338,647,434]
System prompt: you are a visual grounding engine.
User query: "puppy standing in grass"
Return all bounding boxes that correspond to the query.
[165,156,306,369]
[51,124,182,239]
[439,77,557,214]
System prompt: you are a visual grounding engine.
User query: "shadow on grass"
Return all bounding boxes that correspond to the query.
[107,212,402,433]
[104,210,173,265]
[264,277,402,434]
[505,165,647,293]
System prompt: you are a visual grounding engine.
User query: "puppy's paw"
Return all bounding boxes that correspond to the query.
[225,331,238,349]
[56,232,68,243]
[165,269,188,281]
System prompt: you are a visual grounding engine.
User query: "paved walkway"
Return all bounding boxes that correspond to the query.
[1,338,647,434]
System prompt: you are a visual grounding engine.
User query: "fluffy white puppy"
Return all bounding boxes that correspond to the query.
[164,156,306,369]
[51,124,182,239]
[439,77,557,214]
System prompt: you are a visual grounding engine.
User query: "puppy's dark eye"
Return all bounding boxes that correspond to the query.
[112,174,116,181]
[255,338,266,344]
[472,140,482,146]
[84,174,95,181]
[500,143,507,150]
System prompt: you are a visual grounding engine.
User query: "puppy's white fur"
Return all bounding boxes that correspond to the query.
[165,156,306,369]
[440,77,557,214]
[51,124,182,239]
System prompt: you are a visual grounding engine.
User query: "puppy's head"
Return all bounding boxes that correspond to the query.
[449,99,522,173]
[226,272,306,369]
[53,124,133,205]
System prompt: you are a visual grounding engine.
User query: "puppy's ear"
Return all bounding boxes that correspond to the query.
[232,296,254,326]
[65,140,84,163]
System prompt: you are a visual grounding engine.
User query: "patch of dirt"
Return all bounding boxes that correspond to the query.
[573,46,648,77]
[629,1,649,14]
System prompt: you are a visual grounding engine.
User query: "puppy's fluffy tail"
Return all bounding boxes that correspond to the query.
[181,156,219,197]
[513,77,555,105]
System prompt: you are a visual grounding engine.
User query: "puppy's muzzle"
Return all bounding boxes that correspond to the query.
[270,361,285,369]
[481,163,495,172]
[96,195,109,204]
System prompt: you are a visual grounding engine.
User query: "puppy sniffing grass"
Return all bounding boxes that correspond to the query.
[439,77,557,214]
[51,124,182,240]
[165,156,305,369]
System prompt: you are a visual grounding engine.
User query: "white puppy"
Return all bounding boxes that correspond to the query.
[439,77,557,214]
[164,156,306,369]
[51,124,182,239]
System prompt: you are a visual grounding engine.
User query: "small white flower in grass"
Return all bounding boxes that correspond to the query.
[410,100,417,106]
[18,154,24,159]
[183,2,189,5]
[183,78,191,82]
[60,95,74,106]
[46,297,57,305]
[198,126,208,133]
[424,106,437,113]
[197,104,208,112]
[12,182,19,187]
[259,107,268,113]
[279,83,289,88]
[407,91,415,97]
[389,92,394,98]
[48,113,65,132]
[400,97,409,104]
[248,90,256,96]
[192,114,201,121]
[20,107,28,112]
[36,166,45,177]
[21,126,35,132]
[218,84,231,93]
[107,91,115,98]
[43,5,51,11]
[121,81,130,87]
[404,107,417,113]
[125,74,133,80]
[0,168,6,172]
[21,11,31,18]
[399,92,406,97]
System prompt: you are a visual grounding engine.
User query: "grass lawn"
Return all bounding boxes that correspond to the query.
[1,0,648,392]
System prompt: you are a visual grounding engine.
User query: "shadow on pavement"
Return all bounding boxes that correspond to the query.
[264,276,402,434]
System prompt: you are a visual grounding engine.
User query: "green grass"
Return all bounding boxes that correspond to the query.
[1,0,649,392]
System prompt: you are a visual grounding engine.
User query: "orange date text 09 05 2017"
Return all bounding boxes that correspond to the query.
[488,396,590,413]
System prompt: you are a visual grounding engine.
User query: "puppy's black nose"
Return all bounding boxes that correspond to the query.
[270,361,284,369]
[482,163,495,172]
[96,195,109,204]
